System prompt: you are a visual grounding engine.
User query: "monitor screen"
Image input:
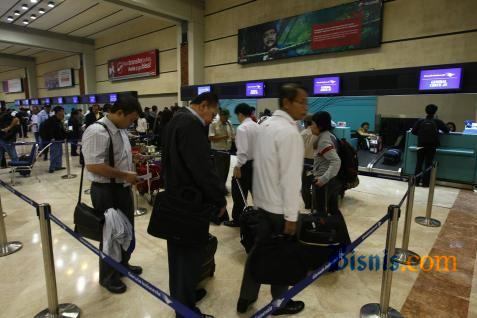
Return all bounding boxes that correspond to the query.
[88,95,96,103]
[72,96,79,104]
[57,97,63,104]
[22,99,30,106]
[419,67,462,90]
[313,76,340,94]
[109,93,118,103]
[44,98,51,104]
[246,82,265,97]
[197,86,211,95]
[31,99,39,105]
[15,100,20,106]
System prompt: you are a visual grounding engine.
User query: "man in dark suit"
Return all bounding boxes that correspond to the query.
[84,104,102,128]
[161,92,226,318]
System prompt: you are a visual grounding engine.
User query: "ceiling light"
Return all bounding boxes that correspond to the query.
[21,4,28,10]
[30,14,37,19]
[23,19,29,24]
[38,8,45,14]
[31,0,38,3]
[7,16,14,22]
[14,10,20,15]
[47,2,55,8]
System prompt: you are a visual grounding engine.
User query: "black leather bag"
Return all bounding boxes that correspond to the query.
[74,122,114,242]
[147,188,213,246]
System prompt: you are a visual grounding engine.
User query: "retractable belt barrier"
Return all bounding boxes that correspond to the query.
[251,213,390,318]
[0,178,40,208]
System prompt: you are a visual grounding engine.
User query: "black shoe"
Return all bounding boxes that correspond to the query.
[196,288,207,302]
[43,157,48,161]
[223,220,240,228]
[48,169,54,173]
[100,279,127,294]
[55,167,66,170]
[272,300,305,316]
[121,265,143,277]
[237,298,257,313]
[71,153,79,156]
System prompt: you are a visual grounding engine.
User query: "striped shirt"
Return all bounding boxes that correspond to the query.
[82,116,133,184]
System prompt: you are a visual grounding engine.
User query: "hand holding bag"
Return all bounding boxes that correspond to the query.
[74,122,114,241]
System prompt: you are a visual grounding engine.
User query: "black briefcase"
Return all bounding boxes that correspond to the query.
[74,202,104,241]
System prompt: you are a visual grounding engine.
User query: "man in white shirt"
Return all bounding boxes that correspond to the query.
[224,103,260,227]
[209,108,234,186]
[300,115,318,209]
[237,83,308,315]
[30,106,40,144]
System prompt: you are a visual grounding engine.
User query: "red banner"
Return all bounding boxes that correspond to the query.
[311,14,363,51]
[108,50,159,81]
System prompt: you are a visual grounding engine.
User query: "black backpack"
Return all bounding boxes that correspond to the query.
[417,118,438,146]
[332,135,359,189]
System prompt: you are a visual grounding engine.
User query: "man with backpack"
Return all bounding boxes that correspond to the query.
[412,104,449,187]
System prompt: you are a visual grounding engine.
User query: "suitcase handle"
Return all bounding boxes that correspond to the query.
[234,177,249,209]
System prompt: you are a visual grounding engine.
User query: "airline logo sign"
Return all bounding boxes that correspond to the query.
[108,50,159,81]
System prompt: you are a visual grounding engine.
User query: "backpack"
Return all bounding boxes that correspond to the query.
[39,120,49,140]
[417,118,438,146]
[332,135,359,189]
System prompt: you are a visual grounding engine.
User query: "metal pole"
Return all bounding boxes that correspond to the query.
[35,203,81,318]
[134,187,148,217]
[0,193,22,257]
[415,162,441,227]
[360,205,403,318]
[61,140,77,179]
[393,176,421,266]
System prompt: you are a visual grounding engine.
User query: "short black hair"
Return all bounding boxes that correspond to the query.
[312,111,332,132]
[53,106,64,113]
[234,103,253,117]
[279,83,307,109]
[190,92,219,106]
[110,95,142,115]
[304,115,313,128]
[44,104,51,109]
[446,122,456,131]
[425,104,438,115]
[152,105,158,111]
[361,122,370,128]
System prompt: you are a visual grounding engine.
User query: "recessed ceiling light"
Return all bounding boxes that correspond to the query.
[23,19,29,24]
[21,4,28,10]
[30,14,37,19]
[14,10,21,15]
[7,16,14,22]
[31,0,38,3]
[38,8,45,14]
[47,2,55,8]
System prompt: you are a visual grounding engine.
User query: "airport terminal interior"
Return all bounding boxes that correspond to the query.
[1,0,477,317]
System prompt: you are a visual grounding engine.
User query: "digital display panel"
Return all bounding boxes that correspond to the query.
[88,95,96,103]
[419,68,462,91]
[246,82,265,97]
[197,86,211,95]
[72,96,79,104]
[313,76,340,94]
[22,99,30,106]
[57,97,63,104]
[109,93,118,103]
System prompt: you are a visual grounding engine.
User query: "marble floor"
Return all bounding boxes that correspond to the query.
[0,151,475,318]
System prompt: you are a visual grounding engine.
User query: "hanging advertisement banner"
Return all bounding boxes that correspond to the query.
[108,50,159,81]
[44,69,74,89]
[1,78,23,93]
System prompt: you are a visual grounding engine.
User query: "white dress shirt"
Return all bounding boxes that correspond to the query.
[235,117,260,167]
[253,109,304,222]
[136,118,148,133]
[31,114,39,133]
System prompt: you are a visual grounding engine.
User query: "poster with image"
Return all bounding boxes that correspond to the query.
[238,0,383,64]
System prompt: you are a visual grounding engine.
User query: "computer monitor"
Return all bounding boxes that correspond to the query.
[418,67,462,91]
[197,86,211,95]
[245,82,265,97]
[313,76,340,95]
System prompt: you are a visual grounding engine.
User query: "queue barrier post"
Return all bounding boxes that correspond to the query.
[360,205,403,318]
[0,192,22,257]
[415,162,441,227]
[61,140,77,180]
[34,203,81,318]
[393,176,421,266]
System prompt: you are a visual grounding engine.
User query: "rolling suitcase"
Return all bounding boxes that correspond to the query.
[199,234,218,282]
[383,148,401,165]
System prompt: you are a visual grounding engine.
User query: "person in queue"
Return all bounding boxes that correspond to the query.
[30,106,40,144]
[225,103,260,227]
[310,111,342,218]
[356,121,375,150]
[37,104,51,160]
[0,108,20,167]
[412,104,449,187]
[236,83,307,315]
[209,108,234,186]
[68,109,82,156]
[446,122,457,132]
[40,106,67,173]
[82,95,143,294]
[300,115,318,210]
[161,92,226,318]
[84,103,102,127]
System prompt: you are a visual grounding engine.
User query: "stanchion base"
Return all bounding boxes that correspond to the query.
[134,208,148,217]
[360,303,403,318]
[34,303,81,318]
[0,241,23,257]
[393,248,421,266]
[415,216,441,227]
[61,174,77,179]
[2,212,6,217]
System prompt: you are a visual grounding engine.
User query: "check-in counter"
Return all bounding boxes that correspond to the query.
[402,131,477,186]
[334,126,358,149]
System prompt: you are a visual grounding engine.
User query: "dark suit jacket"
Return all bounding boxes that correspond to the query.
[84,112,102,128]
[162,108,226,208]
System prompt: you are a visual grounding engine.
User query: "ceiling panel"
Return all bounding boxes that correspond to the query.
[0,42,14,51]
[49,2,119,34]
[0,0,21,19]
[25,0,97,31]
[0,66,19,72]
[15,47,45,56]
[11,0,65,27]
[0,44,36,55]
[69,10,141,38]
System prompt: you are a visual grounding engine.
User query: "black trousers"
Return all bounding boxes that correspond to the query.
[301,158,314,209]
[313,177,342,218]
[231,160,253,223]
[213,151,230,186]
[239,211,288,302]
[90,182,134,284]
[415,147,436,186]
[167,241,206,318]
